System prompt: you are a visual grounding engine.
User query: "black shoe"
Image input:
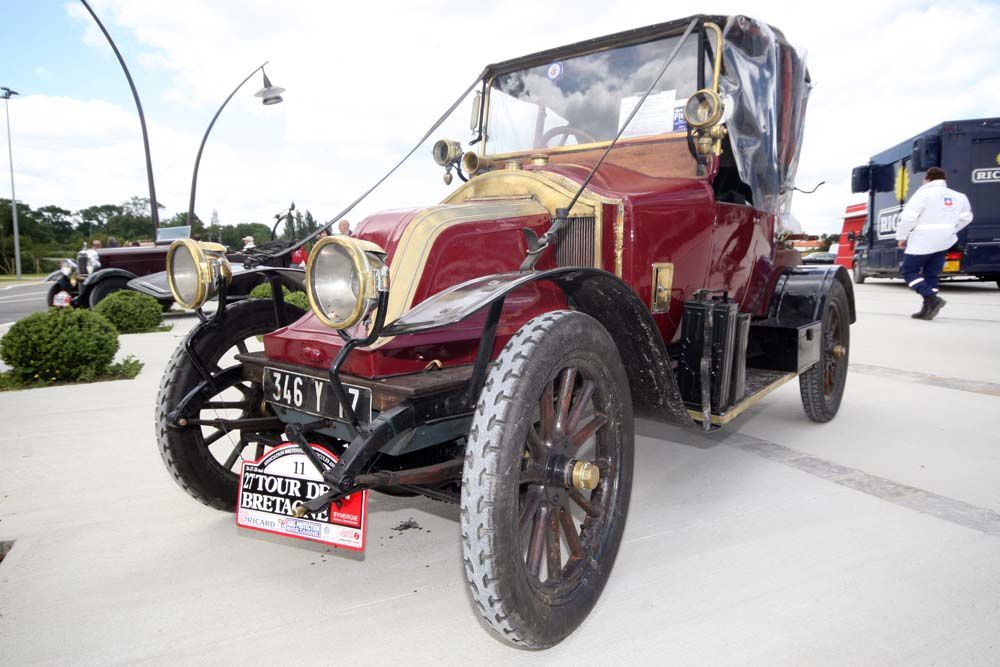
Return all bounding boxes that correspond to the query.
[911,299,931,319]
[922,295,946,320]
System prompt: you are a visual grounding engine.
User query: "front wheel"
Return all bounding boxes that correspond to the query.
[461,310,634,649]
[853,260,866,284]
[155,299,306,510]
[799,280,850,422]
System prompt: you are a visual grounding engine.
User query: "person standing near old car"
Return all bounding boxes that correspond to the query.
[337,220,352,237]
[896,167,973,320]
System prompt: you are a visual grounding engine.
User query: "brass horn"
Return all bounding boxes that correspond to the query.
[461,151,495,175]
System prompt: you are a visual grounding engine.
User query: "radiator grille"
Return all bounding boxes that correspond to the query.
[554,216,597,267]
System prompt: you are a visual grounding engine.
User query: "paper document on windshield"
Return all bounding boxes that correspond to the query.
[618,90,676,139]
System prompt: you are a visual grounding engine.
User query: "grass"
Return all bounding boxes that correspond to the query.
[0,354,144,392]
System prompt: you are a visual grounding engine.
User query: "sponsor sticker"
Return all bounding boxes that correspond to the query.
[237,443,367,552]
[546,62,563,80]
[972,168,1000,184]
[876,205,903,240]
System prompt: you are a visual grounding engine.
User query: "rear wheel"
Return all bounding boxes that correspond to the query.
[461,311,634,649]
[799,281,850,422]
[155,299,305,510]
[87,277,129,308]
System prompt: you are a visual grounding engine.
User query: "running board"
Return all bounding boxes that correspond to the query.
[687,369,797,426]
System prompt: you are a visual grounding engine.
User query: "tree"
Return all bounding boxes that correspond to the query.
[76,204,123,238]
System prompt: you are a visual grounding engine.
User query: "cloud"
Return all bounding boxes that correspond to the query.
[12,0,999,235]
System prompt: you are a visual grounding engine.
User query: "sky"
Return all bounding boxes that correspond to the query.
[1,0,999,235]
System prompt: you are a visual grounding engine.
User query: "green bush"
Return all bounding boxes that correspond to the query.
[248,282,310,310]
[0,308,119,382]
[94,289,163,333]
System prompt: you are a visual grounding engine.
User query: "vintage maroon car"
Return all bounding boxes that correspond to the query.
[155,15,852,648]
[49,226,190,309]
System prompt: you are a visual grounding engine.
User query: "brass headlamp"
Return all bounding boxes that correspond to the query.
[305,235,387,329]
[166,239,232,310]
[684,22,727,157]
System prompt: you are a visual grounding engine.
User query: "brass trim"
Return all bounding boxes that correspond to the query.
[166,239,230,310]
[489,131,688,161]
[571,460,600,490]
[704,22,723,91]
[651,262,674,313]
[687,372,797,426]
[305,235,385,330]
[370,199,548,349]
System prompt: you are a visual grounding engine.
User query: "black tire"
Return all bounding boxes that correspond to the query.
[461,310,634,649]
[155,299,305,510]
[46,283,60,307]
[799,281,850,422]
[853,261,866,284]
[87,277,129,308]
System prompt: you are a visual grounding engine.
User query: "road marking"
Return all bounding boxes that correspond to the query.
[716,431,1000,537]
[850,363,1000,397]
[0,296,47,305]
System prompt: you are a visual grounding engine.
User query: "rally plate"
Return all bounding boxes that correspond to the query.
[263,367,372,423]
[237,443,368,551]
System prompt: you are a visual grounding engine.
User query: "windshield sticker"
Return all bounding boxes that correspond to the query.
[546,62,563,80]
[618,89,676,139]
[672,101,687,132]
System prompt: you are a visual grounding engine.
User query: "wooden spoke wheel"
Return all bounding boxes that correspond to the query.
[155,300,305,510]
[799,280,851,422]
[462,311,634,649]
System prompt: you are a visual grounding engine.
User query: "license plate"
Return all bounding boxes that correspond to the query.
[263,367,371,423]
[943,260,960,273]
[237,443,368,552]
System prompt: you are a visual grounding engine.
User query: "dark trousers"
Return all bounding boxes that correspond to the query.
[900,251,946,298]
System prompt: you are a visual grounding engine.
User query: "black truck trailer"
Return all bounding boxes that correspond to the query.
[850,117,1000,288]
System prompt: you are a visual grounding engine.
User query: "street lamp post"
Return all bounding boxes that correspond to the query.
[79,0,160,239]
[187,64,284,227]
[1,86,21,280]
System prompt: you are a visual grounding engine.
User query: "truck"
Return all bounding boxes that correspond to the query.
[850,117,1000,287]
[153,15,853,648]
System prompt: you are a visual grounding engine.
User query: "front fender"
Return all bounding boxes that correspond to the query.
[80,268,137,300]
[383,268,693,427]
[127,265,305,302]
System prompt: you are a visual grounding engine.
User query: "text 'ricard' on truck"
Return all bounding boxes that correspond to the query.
[153,15,854,648]
[850,117,1000,288]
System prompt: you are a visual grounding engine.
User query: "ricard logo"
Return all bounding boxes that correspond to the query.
[972,168,1000,184]
[876,205,903,240]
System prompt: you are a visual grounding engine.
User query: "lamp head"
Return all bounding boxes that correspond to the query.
[0,87,19,100]
[254,71,284,106]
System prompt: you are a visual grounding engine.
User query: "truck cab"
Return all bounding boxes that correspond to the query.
[851,117,1000,287]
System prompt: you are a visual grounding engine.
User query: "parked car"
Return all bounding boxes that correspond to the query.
[802,251,837,264]
[48,226,190,309]
[155,14,852,649]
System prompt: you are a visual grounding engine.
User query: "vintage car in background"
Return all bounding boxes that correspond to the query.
[155,15,853,649]
[48,226,190,309]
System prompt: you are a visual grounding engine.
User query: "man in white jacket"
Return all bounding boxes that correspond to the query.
[896,167,974,320]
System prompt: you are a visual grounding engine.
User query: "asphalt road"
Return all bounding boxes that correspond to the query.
[1,280,999,665]
[0,281,50,324]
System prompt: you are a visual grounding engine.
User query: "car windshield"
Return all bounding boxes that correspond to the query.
[156,225,191,243]
[486,33,702,155]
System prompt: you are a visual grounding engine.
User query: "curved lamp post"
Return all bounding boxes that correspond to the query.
[79,0,160,239]
[187,64,284,227]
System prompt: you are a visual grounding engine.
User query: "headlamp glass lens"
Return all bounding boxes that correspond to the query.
[313,242,361,324]
[171,244,200,306]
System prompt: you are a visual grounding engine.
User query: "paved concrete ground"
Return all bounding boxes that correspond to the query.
[0,281,49,324]
[0,281,998,666]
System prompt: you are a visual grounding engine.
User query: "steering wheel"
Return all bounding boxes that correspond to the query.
[540,125,597,147]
